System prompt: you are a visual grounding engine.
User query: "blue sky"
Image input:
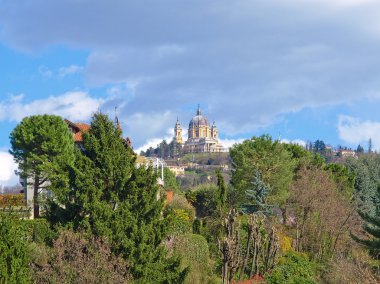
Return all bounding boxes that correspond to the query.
[2,0,380,185]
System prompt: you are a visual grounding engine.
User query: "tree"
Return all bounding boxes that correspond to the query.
[369,138,373,154]
[344,154,380,215]
[240,171,271,214]
[357,144,364,154]
[288,166,357,260]
[313,140,326,153]
[10,115,75,218]
[230,135,295,206]
[216,169,227,212]
[353,185,380,257]
[47,113,186,283]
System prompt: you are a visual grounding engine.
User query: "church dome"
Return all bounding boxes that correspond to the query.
[189,106,209,128]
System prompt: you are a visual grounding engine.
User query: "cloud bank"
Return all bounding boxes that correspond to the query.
[2,1,380,148]
[338,115,380,150]
[0,92,103,122]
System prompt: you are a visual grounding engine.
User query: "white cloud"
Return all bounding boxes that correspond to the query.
[219,138,245,149]
[59,65,83,77]
[338,115,380,150]
[0,92,103,122]
[122,111,176,148]
[0,151,19,186]
[134,137,170,155]
[280,138,307,147]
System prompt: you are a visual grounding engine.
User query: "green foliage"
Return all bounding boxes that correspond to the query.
[164,167,180,192]
[353,185,380,256]
[230,135,296,206]
[26,218,57,245]
[285,143,324,169]
[46,113,186,283]
[216,169,227,212]
[141,139,183,158]
[0,211,31,283]
[345,154,380,214]
[265,252,317,284]
[170,194,196,220]
[166,195,195,235]
[186,184,218,218]
[166,208,193,235]
[10,114,75,217]
[240,171,271,214]
[324,163,355,197]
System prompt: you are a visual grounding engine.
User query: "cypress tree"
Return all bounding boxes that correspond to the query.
[216,169,227,211]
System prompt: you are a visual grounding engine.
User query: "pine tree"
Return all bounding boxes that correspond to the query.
[353,185,380,256]
[47,113,186,283]
[240,171,271,214]
[10,115,75,218]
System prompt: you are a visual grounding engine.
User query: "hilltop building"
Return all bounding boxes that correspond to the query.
[174,105,226,153]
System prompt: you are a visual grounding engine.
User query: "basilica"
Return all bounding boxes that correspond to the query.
[174,106,226,153]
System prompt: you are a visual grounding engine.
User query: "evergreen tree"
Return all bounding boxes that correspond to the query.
[216,169,227,212]
[47,113,186,283]
[357,144,364,154]
[369,138,373,154]
[313,139,326,153]
[10,115,75,218]
[353,185,380,256]
[240,171,271,214]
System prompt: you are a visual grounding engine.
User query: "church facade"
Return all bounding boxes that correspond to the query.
[174,106,226,153]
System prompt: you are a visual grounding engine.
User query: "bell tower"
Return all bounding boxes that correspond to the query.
[211,121,218,141]
[174,118,183,144]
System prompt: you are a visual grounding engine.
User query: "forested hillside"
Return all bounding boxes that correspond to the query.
[2,116,380,283]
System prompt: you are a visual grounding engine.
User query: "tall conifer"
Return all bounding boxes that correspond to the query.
[48,113,186,283]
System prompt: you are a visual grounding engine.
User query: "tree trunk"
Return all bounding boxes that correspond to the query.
[240,228,252,279]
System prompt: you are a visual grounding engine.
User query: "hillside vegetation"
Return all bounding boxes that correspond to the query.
[2,116,380,283]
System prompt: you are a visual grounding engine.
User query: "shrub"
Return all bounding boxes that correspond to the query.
[0,211,31,283]
[186,184,218,217]
[170,194,195,220]
[0,194,25,207]
[170,233,216,284]
[265,252,316,284]
[32,229,131,283]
